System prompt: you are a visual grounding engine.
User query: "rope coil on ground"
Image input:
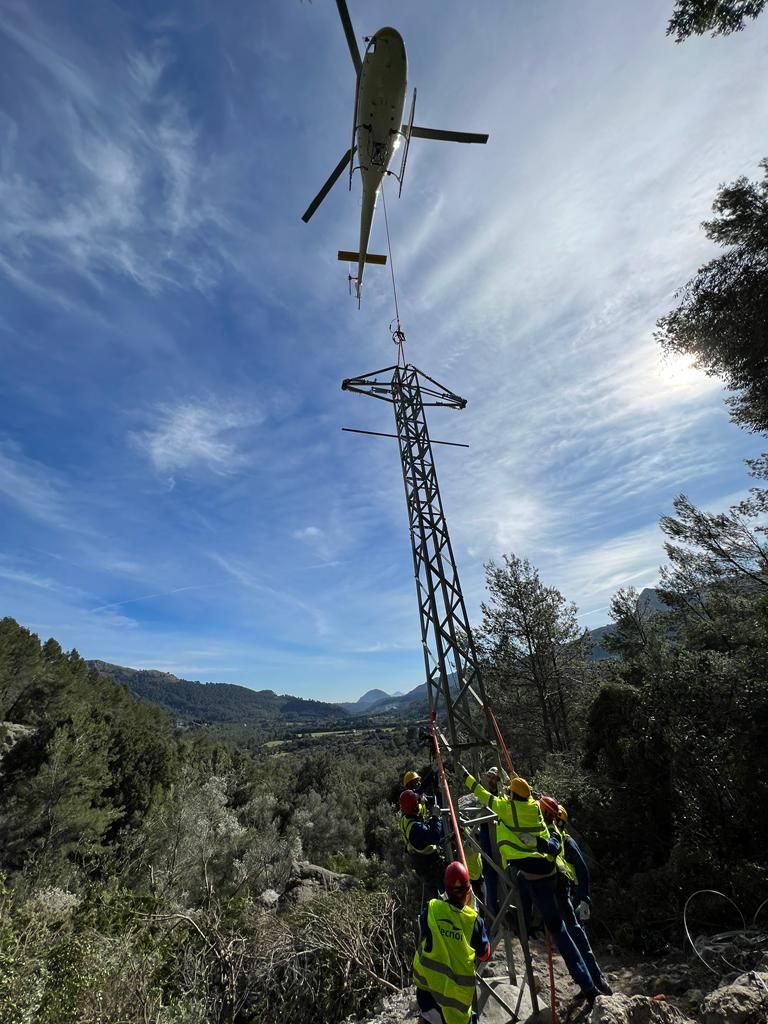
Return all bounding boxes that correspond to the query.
[683,889,748,976]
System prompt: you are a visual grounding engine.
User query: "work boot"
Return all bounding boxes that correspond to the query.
[571,988,597,1007]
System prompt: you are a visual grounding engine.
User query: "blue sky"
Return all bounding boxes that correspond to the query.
[1,0,766,702]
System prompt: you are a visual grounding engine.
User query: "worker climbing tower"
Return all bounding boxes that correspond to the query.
[343,346,542,1020]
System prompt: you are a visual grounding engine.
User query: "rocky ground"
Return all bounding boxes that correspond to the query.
[343,933,768,1024]
[264,861,768,1023]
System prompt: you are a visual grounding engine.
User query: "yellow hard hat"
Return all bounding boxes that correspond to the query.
[507,776,531,799]
[402,770,421,787]
[557,804,569,823]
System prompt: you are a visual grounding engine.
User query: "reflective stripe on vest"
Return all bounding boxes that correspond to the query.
[553,822,578,884]
[400,814,438,856]
[413,898,478,1024]
[466,775,552,868]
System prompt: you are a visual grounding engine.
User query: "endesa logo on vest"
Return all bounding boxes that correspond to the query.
[436,917,463,941]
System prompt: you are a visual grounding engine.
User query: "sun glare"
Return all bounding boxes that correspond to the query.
[653,352,718,396]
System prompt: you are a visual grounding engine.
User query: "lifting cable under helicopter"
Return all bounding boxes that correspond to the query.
[380,179,406,364]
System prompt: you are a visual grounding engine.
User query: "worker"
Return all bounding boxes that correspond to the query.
[477,766,501,918]
[539,796,612,996]
[399,789,445,902]
[461,767,598,1006]
[413,860,491,1024]
[402,768,438,808]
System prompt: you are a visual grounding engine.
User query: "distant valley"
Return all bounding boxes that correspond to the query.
[88,590,660,727]
[87,661,431,727]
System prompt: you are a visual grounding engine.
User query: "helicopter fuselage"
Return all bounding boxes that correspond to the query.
[352,27,407,296]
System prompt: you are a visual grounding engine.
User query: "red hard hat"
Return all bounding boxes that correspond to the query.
[538,795,560,820]
[399,790,420,815]
[444,861,471,892]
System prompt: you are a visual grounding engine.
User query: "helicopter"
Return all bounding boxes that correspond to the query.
[301,0,489,303]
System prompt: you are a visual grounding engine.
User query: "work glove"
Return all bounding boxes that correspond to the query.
[430,803,441,819]
[519,832,537,849]
[576,901,591,922]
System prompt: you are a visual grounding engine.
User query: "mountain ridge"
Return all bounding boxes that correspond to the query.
[88,660,350,725]
[88,591,661,724]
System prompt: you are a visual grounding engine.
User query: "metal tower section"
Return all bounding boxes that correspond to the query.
[342,359,541,1018]
[342,361,493,758]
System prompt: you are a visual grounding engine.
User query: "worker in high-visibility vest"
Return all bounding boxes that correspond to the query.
[399,789,445,902]
[477,766,501,917]
[413,860,491,1024]
[462,767,598,1006]
[402,768,438,802]
[539,796,612,996]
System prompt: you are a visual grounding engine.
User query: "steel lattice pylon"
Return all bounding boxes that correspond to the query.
[342,360,540,1018]
[343,362,493,755]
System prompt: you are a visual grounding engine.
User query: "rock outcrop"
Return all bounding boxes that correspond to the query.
[699,971,768,1024]
[590,994,695,1023]
[279,859,362,907]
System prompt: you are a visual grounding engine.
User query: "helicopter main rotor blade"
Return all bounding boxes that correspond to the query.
[301,147,355,223]
[336,0,362,77]
[408,126,489,144]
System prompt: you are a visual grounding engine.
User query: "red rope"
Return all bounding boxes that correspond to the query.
[428,712,467,871]
[546,929,559,1024]
[483,705,517,779]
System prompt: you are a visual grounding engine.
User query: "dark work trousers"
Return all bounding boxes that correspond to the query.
[516,871,594,993]
[411,852,445,906]
[416,989,479,1024]
[479,822,500,917]
[557,875,605,989]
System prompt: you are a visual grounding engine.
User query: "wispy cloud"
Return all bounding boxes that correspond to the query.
[0,6,234,299]
[0,565,59,591]
[209,552,331,638]
[89,585,209,615]
[293,526,323,542]
[0,439,69,529]
[133,400,264,476]
[1,1,766,701]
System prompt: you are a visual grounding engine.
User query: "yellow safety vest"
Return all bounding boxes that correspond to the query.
[465,776,553,871]
[413,898,478,1024]
[400,814,439,856]
[462,828,483,881]
[552,822,577,884]
[466,847,483,882]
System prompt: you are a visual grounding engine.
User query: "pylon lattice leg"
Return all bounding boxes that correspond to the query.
[342,361,540,1016]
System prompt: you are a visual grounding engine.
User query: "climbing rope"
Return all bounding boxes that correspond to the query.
[483,704,517,780]
[428,712,467,872]
[546,930,559,1024]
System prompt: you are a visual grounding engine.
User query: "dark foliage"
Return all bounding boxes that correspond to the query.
[656,160,768,435]
[478,555,594,765]
[667,0,767,40]
[537,494,768,944]
[89,659,350,725]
